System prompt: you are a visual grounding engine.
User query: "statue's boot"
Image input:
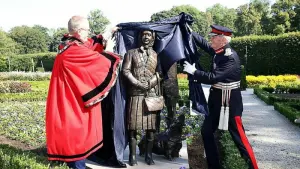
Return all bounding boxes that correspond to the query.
[129,131,138,166]
[145,131,155,165]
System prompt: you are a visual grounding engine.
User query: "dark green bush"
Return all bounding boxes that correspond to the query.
[262,87,275,93]
[198,32,300,75]
[240,65,247,90]
[289,87,300,94]
[1,53,56,72]
[231,32,300,75]
[274,102,300,126]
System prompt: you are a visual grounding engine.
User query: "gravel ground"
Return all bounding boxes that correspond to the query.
[242,89,300,169]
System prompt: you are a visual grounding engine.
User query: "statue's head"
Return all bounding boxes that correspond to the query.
[140,30,155,48]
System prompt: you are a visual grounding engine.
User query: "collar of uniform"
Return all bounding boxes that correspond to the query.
[215,43,231,54]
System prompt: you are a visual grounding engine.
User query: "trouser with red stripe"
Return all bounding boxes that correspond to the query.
[201,87,258,169]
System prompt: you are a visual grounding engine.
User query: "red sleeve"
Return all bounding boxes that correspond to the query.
[62,44,120,107]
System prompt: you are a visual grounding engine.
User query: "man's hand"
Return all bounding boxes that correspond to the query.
[183,61,197,75]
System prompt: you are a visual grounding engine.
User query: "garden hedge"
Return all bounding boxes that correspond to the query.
[274,102,300,126]
[198,32,300,75]
[0,53,56,72]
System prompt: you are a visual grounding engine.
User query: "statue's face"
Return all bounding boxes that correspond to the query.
[141,31,154,45]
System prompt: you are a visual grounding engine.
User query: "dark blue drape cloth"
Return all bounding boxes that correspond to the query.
[114,12,209,116]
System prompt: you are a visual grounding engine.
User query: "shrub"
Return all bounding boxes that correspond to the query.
[0,81,31,93]
[274,102,300,126]
[0,72,51,81]
[262,87,274,93]
[0,81,48,102]
[231,32,300,75]
[240,65,247,90]
[1,53,56,72]
[246,75,298,87]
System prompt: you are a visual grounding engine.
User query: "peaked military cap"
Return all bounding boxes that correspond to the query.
[209,24,233,36]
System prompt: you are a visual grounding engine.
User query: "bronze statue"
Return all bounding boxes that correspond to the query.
[122,30,161,166]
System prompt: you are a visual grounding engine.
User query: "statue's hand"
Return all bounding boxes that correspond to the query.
[137,81,149,90]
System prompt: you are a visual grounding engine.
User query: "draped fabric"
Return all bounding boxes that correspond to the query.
[114,12,209,116]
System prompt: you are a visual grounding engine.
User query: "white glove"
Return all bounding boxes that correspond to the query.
[183,61,197,75]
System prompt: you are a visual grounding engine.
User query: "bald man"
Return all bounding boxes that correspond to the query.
[45,16,121,169]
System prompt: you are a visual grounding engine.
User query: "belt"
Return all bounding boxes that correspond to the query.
[212,81,240,131]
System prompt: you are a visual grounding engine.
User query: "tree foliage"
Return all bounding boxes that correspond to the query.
[8,26,48,54]
[235,0,271,36]
[0,29,18,56]
[271,0,300,34]
[87,9,110,34]
[151,5,212,36]
[49,28,68,52]
[206,4,237,32]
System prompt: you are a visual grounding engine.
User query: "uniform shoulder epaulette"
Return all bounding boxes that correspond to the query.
[224,48,233,56]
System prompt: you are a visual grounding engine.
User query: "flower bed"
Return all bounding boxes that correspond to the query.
[0,81,48,102]
[0,101,46,146]
[246,75,299,88]
[0,81,31,93]
[0,72,51,81]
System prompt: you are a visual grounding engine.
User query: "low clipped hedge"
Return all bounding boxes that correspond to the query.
[274,102,300,126]
[0,144,68,169]
[219,132,248,169]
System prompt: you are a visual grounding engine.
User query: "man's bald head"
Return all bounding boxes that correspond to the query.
[68,16,89,34]
[68,15,90,41]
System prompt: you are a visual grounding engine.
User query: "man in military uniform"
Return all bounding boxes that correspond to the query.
[183,25,259,169]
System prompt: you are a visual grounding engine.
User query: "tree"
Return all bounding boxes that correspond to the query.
[151,5,213,37]
[206,4,237,32]
[235,0,270,36]
[33,25,52,47]
[49,27,68,52]
[87,9,110,34]
[271,0,300,34]
[291,3,300,31]
[9,26,48,54]
[0,29,18,56]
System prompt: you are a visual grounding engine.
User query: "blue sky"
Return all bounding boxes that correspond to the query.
[0,0,274,32]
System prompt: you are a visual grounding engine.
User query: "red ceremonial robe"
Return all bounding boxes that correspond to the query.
[46,36,121,162]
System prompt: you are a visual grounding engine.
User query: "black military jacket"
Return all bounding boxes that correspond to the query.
[191,32,241,85]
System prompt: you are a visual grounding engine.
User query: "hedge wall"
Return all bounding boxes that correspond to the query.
[1,53,56,72]
[198,32,300,75]
[231,32,300,75]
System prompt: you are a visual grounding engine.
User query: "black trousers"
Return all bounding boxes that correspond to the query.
[201,87,258,169]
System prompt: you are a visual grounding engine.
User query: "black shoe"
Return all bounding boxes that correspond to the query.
[129,155,138,166]
[107,159,127,168]
[145,155,155,165]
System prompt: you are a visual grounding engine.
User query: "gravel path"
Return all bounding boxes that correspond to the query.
[243,89,300,169]
[87,87,300,169]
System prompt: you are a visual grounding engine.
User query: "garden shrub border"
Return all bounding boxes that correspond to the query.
[254,87,300,126]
